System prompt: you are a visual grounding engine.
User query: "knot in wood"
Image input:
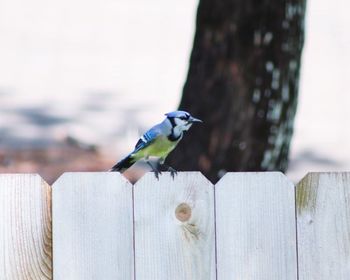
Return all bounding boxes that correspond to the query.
[175,203,192,222]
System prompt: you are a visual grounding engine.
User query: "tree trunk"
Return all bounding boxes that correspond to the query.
[168,0,306,182]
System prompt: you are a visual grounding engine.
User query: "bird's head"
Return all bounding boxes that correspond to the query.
[165,110,202,132]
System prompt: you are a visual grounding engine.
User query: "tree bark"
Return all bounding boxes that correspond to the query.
[168,0,306,182]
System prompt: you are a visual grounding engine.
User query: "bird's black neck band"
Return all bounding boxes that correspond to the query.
[168,133,181,142]
[169,117,176,127]
[167,117,182,141]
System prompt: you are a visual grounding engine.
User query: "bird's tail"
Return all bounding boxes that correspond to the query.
[109,154,135,172]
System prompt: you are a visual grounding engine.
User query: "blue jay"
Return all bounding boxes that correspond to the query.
[110,110,202,178]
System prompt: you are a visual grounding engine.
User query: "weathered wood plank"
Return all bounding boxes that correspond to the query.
[134,172,215,280]
[297,172,350,279]
[52,172,133,280]
[215,172,297,280]
[0,174,52,280]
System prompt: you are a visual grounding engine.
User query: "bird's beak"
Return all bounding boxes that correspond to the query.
[189,116,203,123]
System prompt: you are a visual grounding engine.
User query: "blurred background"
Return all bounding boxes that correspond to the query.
[0,0,349,183]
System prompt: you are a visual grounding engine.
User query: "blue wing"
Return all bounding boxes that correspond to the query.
[133,128,159,153]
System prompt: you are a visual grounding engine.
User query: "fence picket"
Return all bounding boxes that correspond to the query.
[0,174,52,280]
[52,172,133,280]
[133,172,215,280]
[215,172,297,280]
[297,172,350,280]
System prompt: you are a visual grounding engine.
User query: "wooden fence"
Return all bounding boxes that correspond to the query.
[0,172,349,280]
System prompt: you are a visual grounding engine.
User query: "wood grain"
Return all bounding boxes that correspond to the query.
[297,172,350,279]
[0,174,52,280]
[133,172,215,280]
[52,172,133,280]
[215,172,297,280]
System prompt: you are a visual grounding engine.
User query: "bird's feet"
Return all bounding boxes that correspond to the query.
[153,168,177,180]
[148,161,177,180]
[168,167,178,179]
[154,169,162,180]
[146,161,162,180]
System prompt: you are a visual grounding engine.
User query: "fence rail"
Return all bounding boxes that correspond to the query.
[0,172,349,280]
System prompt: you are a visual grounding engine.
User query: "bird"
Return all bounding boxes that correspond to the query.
[109,110,202,178]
